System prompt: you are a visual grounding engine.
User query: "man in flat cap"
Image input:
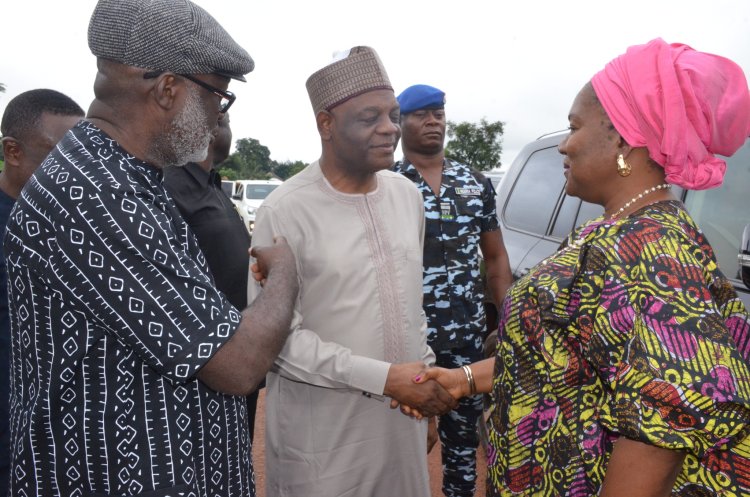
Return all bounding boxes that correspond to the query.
[393,84,512,497]
[4,1,297,496]
[248,46,455,497]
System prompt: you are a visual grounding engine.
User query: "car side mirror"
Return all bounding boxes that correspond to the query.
[739,223,750,289]
[232,192,242,200]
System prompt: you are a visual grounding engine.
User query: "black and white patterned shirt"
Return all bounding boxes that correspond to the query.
[4,121,254,497]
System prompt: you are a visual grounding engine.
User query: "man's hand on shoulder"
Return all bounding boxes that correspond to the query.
[250,236,297,289]
[199,236,298,396]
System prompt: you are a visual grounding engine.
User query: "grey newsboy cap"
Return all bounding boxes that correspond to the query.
[88,0,254,81]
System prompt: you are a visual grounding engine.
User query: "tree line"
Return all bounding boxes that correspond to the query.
[217,137,307,181]
[217,118,505,181]
[0,81,503,179]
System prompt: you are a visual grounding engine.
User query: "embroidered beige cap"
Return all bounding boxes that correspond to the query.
[305,46,393,114]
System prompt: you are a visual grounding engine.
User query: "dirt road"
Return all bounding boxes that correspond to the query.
[251,389,487,497]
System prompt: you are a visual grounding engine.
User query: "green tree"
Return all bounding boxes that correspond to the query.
[216,162,240,181]
[272,160,306,180]
[445,118,505,171]
[219,137,274,180]
[215,136,308,181]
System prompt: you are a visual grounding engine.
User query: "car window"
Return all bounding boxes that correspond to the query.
[683,141,750,281]
[550,196,604,239]
[550,194,579,238]
[503,146,566,235]
[221,181,234,196]
[485,171,504,189]
[245,184,279,200]
[575,201,604,229]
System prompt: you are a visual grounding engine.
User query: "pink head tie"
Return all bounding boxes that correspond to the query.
[591,38,750,190]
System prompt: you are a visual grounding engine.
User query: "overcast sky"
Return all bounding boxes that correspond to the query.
[3,0,749,168]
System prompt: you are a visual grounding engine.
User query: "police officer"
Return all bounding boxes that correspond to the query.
[393,84,513,497]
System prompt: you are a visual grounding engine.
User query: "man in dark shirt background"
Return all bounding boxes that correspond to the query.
[0,89,84,496]
[164,113,261,442]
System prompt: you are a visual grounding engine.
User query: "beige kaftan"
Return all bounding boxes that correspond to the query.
[247,161,434,497]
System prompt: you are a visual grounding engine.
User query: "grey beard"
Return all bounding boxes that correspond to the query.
[151,86,212,168]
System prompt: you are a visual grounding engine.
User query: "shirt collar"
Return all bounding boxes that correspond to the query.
[393,158,420,178]
[394,157,459,177]
[181,162,217,187]
[442,158,460,177]
[77,120,166,182]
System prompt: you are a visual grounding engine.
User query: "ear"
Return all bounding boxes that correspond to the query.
[616,134,634,159]
[151,73,182,112]
[2,136,22,167]
[316,111,334,141]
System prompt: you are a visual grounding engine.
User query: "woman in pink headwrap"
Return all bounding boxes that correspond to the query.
[410,39,750,496]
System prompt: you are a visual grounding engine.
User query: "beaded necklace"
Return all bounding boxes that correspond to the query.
[608,183,671,219]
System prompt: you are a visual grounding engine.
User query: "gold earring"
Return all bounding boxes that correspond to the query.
[617,154,632,177]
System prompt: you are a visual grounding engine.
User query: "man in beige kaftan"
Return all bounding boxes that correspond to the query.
[247,46,455,497]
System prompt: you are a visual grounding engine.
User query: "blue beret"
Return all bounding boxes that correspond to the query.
[397,84,446,114]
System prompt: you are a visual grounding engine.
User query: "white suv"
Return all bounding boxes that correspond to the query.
[231,179,282,234]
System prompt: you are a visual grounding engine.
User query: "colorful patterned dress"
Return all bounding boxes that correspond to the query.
[487,200,750,496]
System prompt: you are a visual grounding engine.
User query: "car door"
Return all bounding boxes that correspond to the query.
[681,139,750,306]
[499,133,750,306]
[497,134,604,278]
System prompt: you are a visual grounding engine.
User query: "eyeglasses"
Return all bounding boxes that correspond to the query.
[143,70,236,113]
[180,74,235,113]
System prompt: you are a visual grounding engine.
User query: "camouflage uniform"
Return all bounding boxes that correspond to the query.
[393,158,499,497]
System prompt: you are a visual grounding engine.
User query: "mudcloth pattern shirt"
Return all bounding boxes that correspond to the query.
[4,121,252,497]
[393,159,499,350]
[0,188,15,496]
[487,201,750,496]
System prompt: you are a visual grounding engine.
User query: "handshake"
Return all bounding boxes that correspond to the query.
[383,361,474,419]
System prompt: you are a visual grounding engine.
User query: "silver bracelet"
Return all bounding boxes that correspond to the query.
[462,365,476,395]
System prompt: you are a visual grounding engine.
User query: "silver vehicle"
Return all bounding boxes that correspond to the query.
[483,168,505,189]
[496,132,750,306]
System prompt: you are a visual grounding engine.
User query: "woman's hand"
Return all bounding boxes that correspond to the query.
[385,362,457,420]
[413,366,469,400]
[395,359,496,419]
[391,366,465,420]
